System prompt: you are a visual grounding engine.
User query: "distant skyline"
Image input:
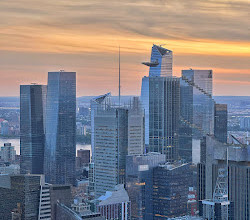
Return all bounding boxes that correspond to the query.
[0,0,249,96]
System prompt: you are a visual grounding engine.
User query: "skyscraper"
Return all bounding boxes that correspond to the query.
[141,45,173,146]
[182,69,214,136]
[179,69,214,162]
[149,76,180,161]
[147,44,173,77]
[94,107,128,198]
[198,136,249,220]
[126,153,166,220]
[128,97,145,155]
[152,163,192,219]
[44,71,76,185]
[90,93,111,159]
[214,103,228,143]
[20,84,47,174]
[0,174,42,220]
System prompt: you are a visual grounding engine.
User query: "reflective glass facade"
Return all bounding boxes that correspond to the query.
[125,153,166,220]
[149,45,173,77]
[152,163,192,219]
[94,108,128,198]
[20,85,47,174]
[149,77,180,161]
[182,69,214,137]
[140,77,149,145]
[0,174,41,220]
[44,71,76,185]
[214,104,227,143]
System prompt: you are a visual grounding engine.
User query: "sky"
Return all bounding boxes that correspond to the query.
[0,0,249,97]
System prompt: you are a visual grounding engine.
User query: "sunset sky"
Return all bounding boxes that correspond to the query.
[0,0,249,96]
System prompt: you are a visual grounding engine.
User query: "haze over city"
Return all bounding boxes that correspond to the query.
[0,0,249,96]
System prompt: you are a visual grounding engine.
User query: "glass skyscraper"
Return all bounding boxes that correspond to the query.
[179,69,214,162]
[214,103,228,143]
[148,44,173,77]
[141,45,173,146]
[149,76,180,161]
[94,107,128,198]
[44,71,76,185]
[20,84,47,174]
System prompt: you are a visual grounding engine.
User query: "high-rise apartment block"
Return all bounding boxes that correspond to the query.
[44,71,76,185]
[20,84,47,174]
[149,76,180,161]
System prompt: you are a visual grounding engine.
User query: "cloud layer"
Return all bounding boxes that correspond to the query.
[0,0,249,96]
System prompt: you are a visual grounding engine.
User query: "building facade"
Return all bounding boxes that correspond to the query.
[128,97,145,155]
[20,84,47,174]
[97,185,131,220]
[152,163,192,219]
[94,107,128,198]
[214,104,228,143]
[198,135,250,220]
[125,153,166,220]
[149,76,180,161]
[44,71,76,185]
[0,143,16,163]
[0,174,42,220]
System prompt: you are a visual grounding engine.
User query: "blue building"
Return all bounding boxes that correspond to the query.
[44,71,76,185]
[141,45,173,147]
[20,84,47,174]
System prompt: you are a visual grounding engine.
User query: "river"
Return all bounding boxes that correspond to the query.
[0,138,91,156]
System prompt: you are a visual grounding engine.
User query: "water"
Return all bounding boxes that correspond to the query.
[0,138,91,156]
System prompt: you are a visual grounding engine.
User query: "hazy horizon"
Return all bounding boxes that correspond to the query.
[0,0,249,96]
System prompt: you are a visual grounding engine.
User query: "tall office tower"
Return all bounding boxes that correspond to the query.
[128,97,145,155]
[198,136,249,220]
[94,107,128,198]
[141,45,173,146]
[182,69,214,136]
[97,185,131,220]
[20,84,47,174]
[90,93,111,159]
[0,174,42,220]
[0,143,16,163]
[214,104,228,143]
[126,153,166,220]
[147,44,173,77]
[152,163,192,219]
[44,71,76,185]
[179,79,193,162]
[149,76,180,161]
[140,77,149,145]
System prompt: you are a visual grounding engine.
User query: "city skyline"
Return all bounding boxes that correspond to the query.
[0,0,249,96]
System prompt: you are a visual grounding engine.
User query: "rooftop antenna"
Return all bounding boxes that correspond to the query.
[119,46,121,107]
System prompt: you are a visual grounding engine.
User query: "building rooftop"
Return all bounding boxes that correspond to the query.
[97,184,129,205]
